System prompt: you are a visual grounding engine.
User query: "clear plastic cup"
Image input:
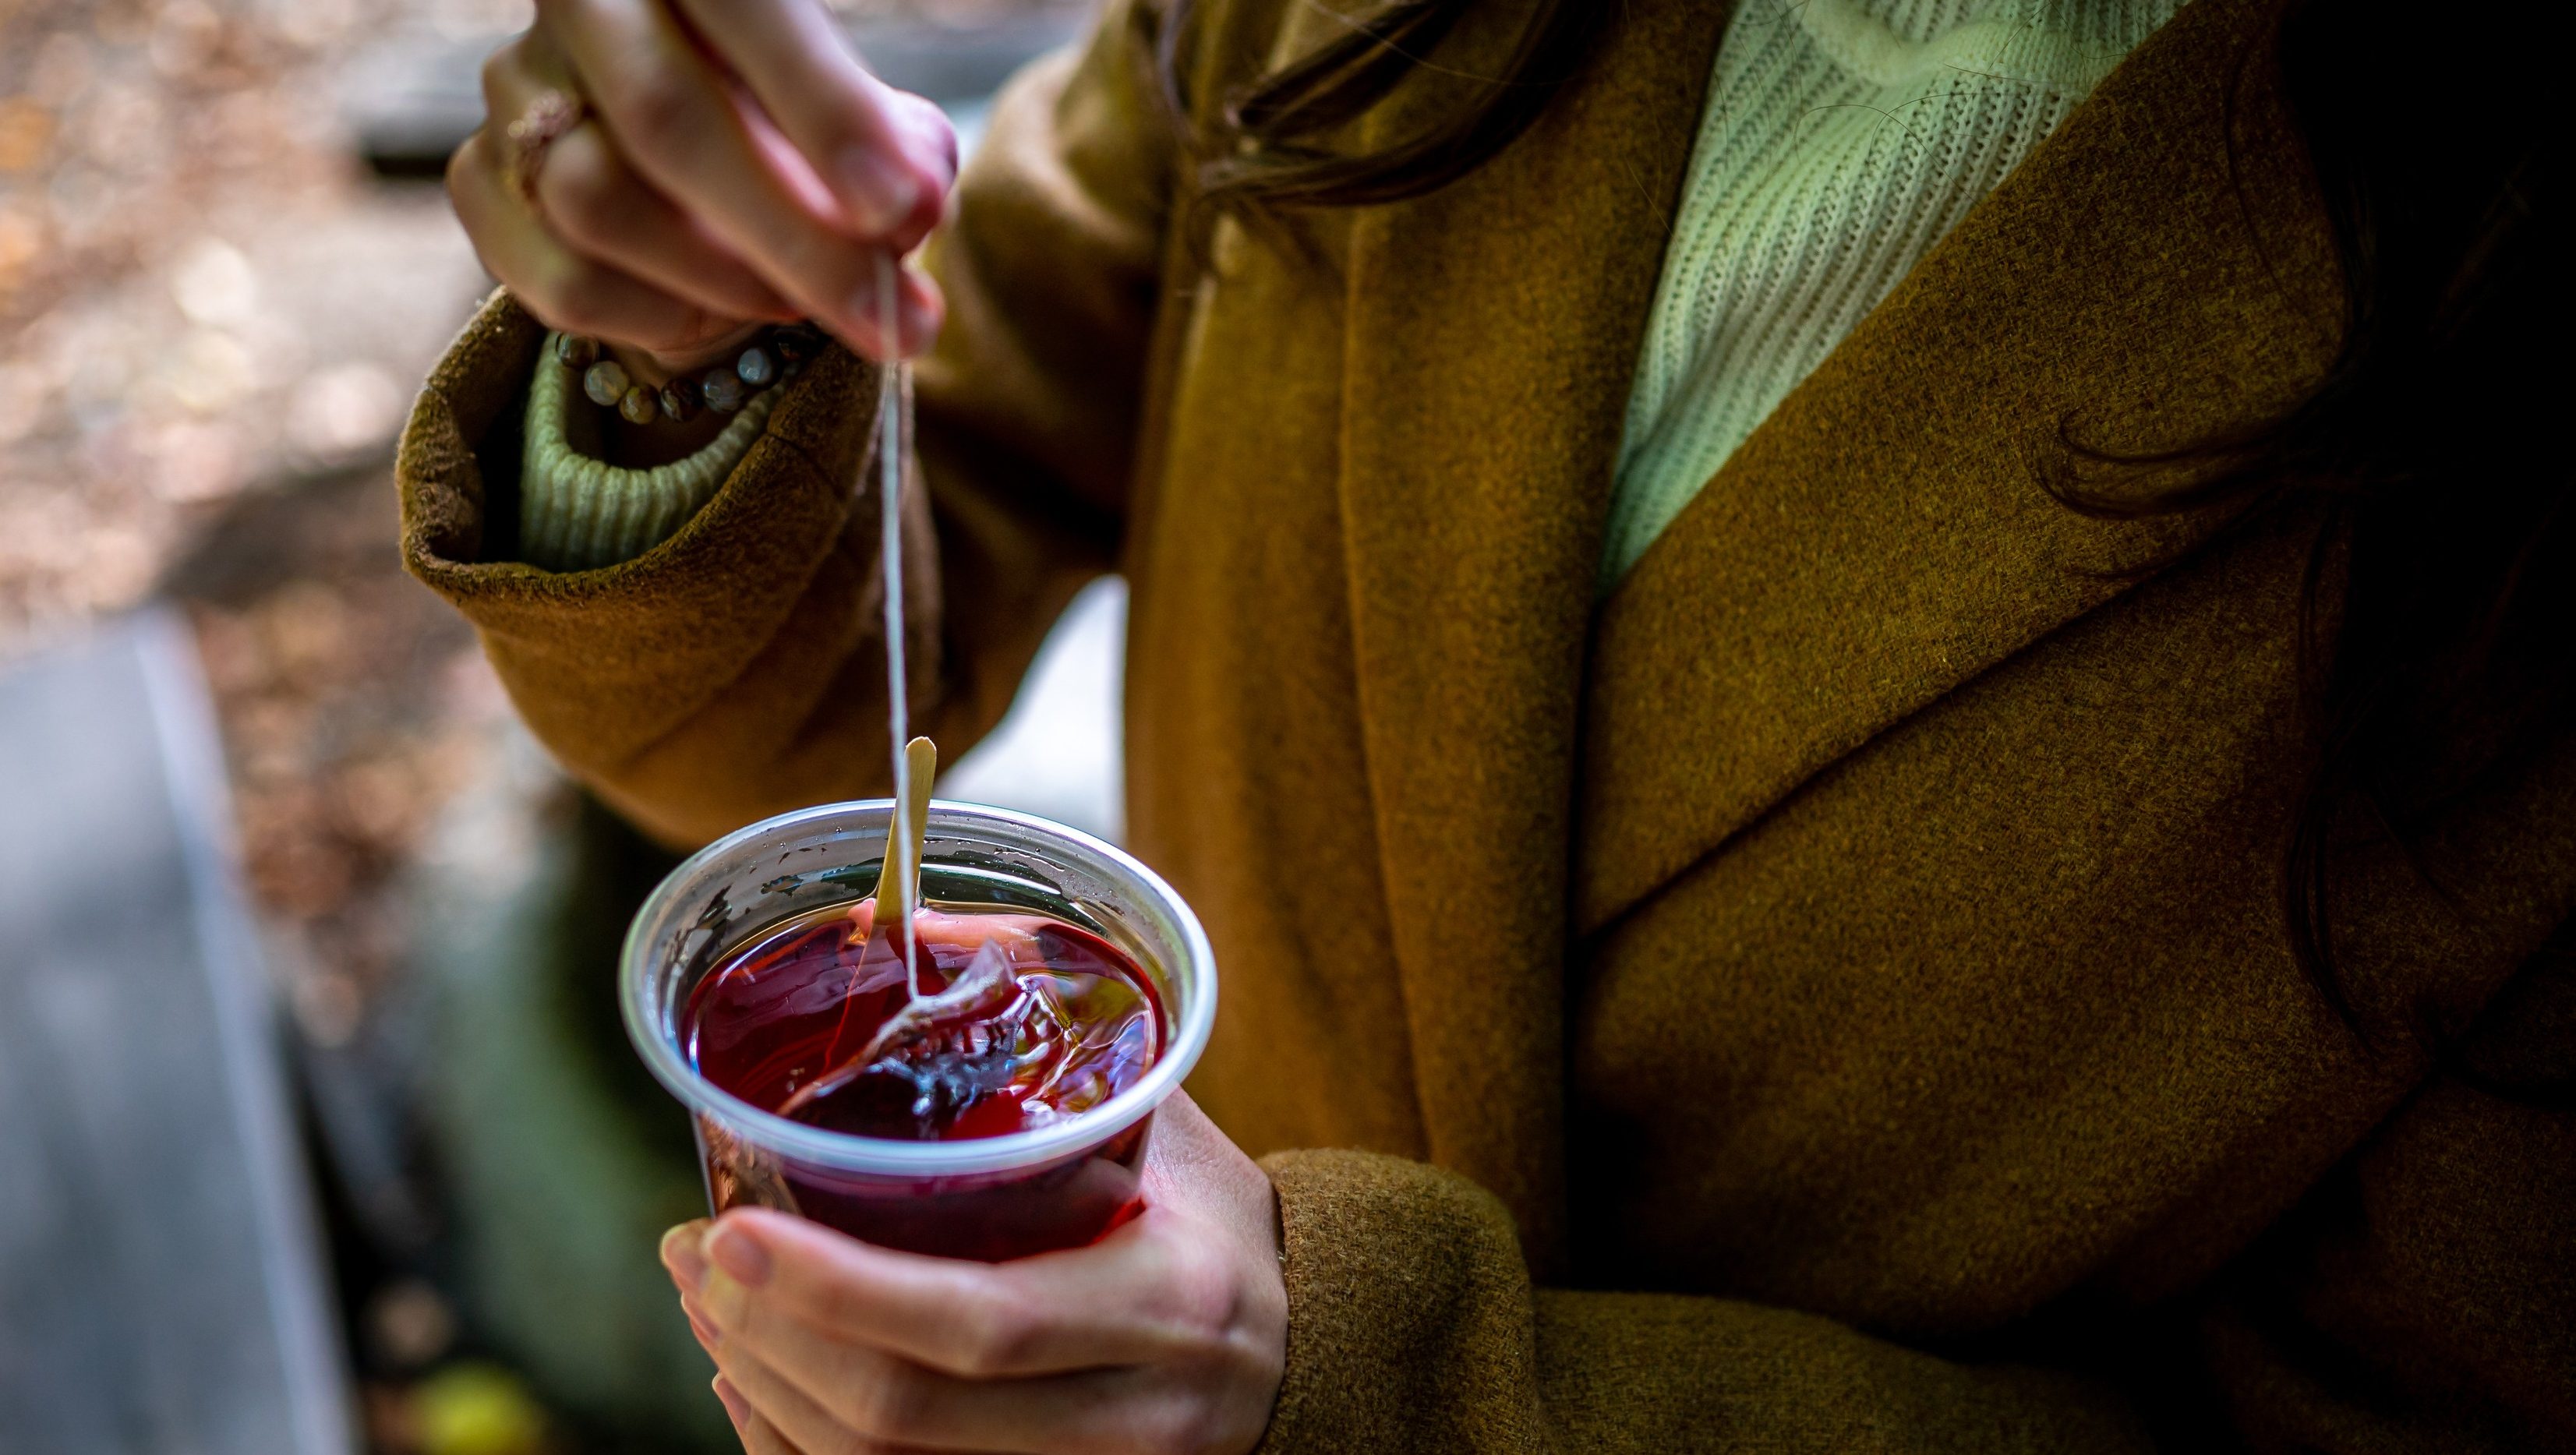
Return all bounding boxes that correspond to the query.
[620,800,1217,1261]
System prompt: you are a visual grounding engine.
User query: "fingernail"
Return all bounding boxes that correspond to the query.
[837,149,918,233]
[661,1221,709,1292]
[712,1375,749,1431]
[705,1221,772,1286]
[685,1301,720,1351]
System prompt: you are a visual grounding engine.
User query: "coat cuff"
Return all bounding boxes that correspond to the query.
[394,290,885,786]
[1253,1149,1545,1453]
[399,290,879,581]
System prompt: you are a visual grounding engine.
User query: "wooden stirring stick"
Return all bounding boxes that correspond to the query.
[811,735,940,1079]
[873,735,937,929]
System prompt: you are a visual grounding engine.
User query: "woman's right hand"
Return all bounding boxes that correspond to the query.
[447,0,956,377]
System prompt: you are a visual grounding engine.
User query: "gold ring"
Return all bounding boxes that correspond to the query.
[501,89,588,210]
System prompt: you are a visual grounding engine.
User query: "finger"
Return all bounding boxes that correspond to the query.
[448,128,739,354]
[669,1220,727,1344]
[889,94,959,220]
[733,1396,808,1455]
[478,21,578,109]
[713,1376,760,1449]
[710,1333,914,1452]
[868,91,959,253]
[699,1207,1217,1376]
[688,1298,725,1354]
[845,261,944,361]
[665,1218,714,1292]
[533,125,802,326]
[479,22,794,329]
[708,87,947,357]
[726,97,943,355]
[665,0,953,239]
[708,1318,1138,1455]
[539,0,909,349]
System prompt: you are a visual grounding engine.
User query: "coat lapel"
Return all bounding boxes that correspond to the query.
[1335,0,1730,1266]
[1575,0,2341,934]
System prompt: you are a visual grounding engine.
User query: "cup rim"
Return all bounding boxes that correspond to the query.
[620,799,1218,1177]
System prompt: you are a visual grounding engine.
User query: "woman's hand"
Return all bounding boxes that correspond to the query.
[663,1092,1289,1455]
[447,0,954,375]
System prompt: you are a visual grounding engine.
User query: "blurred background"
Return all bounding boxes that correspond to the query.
[0,2,1119,1450]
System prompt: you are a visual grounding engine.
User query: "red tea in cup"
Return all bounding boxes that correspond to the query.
[622,801,1215,1263]
[687,903,1163,1146]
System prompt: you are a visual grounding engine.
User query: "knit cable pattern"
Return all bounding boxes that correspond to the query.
[1602,0,2179,591]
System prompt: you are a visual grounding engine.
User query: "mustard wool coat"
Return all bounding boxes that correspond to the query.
[398,0,2576,1447]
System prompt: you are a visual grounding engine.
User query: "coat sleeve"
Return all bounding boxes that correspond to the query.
[1253,1150,2155,1454]
[395,0,1170,846]
[1256,925,2576,1455]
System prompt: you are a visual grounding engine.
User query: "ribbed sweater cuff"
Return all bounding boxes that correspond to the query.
[516,337,783,573]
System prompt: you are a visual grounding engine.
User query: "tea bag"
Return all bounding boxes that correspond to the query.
[780,936,1024,1132]
[858,935,1017,1064]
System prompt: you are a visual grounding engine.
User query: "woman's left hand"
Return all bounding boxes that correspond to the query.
[663,1090,1288,1454]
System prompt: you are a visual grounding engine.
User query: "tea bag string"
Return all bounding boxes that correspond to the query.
[874,251,923,1003]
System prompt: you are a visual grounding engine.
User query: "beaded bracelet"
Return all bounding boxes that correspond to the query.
[550,323,825,426]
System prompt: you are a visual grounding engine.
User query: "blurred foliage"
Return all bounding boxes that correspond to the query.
[408,1362,556,1455]
[0,0,504,645]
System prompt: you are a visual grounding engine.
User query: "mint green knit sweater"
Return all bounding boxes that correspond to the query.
[1602,0,2178,588]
